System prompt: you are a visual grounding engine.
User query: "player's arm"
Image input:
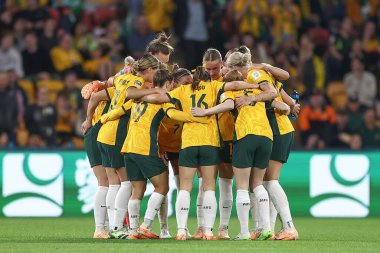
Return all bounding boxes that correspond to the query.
[166,107,210,124]
[223,81,259,91]
[280,89,300,116]
[271,100,291,115]
[125,86,166,100]
[251,63,290,80]
[192,99,234,117]
[100,100,132,124]
[82,89,110,134]
[235,81,277,108]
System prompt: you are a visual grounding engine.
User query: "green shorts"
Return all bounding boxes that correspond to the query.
[97,142,124,169]
[179,146,220,168]
[167,152,179,161]
[219,141,232,164]
[124,153,166,181]
[271,132,294,163]
[232,134,273,169]
[84,123,102,167]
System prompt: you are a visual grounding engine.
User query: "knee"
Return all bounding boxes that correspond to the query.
[155,184,169,195]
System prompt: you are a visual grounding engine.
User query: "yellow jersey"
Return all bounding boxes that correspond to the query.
[158,100,183,153]
[247,67,294,135]
[122,102,174,156]
[232,88,273,141]
[167,81,231,149]
[267,82,295,135]
[214,76,234,142]
[92,87,114,125]
[97,74,144,146]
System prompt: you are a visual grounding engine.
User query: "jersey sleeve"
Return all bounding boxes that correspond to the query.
[219,91,235,103]
[161,102,176,114]
[211,80,225,93]
[247,69,272,85]
[106,87,115,100]
[167,86,182,103]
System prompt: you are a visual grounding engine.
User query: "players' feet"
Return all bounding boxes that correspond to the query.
[128,230,145,240]
[256,230,273,241]
[160,229,172,239]
[191,229,204,239]
[109,228,129,239]
[250,229,261,240]
[123,212,130,228]
[202,231,217,241]
[137,226,160,239]
[186,229,192,239]
[175,230,187,241]
[275,229,299,240]
[93,231,110,239]
[218,226,230,239]
[231,233,250,241]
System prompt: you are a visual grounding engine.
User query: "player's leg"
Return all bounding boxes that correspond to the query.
[193,167,204,238]
[128,180,147,239]
[250,136,273,240]
[140,169,169,239]
[92,165,109,238]
[218,163,233,239]
[176,147,198,240]
[105,167,120,232]
[112,166,131,232]
[200,165,218,240]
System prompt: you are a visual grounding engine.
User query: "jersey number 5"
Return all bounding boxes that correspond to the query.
[190,94,209,109]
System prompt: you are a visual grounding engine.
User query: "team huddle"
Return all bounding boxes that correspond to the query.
[81,32,300,241]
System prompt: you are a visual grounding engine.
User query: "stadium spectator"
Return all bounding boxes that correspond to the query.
[126,15,155,59]
[50,33,84,77]
[61,71,82,111]
[0,32,24,78]
[0,71,20,147]
[25,86,57,147]
[331,109,361,150]
[343,57,377,108]
[346,96,364,134]
[40,18,59,53]
[83,42,113,81]
[143,0,175,33]
[360,108,380,148]
[22,31,53,79]
[15,0,51,31]
[55,92,76,147]
[299,89,336,149]
[362,21,379,74]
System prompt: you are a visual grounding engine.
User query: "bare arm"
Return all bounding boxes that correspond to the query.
[224,81,259,91]
[192,99,234,117]
[235,81,277,108]
[140,93,171,104]
[271,100,291,115]
[250,63,290,80]
[81,89,108,134]
[167,108,210,123]
[125,87,166,100]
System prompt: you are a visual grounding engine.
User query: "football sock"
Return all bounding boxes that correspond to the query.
[128,199,141,231]
[158,195,169,230]
[236,189,250,235]
[253,185,271,231]
[176,190,190,230]
[196,177,204,230]
[143,192,165,229]
[106,184,120,229]
[266,180,295,230]
[249,191,260,230]
[113,181,132,231]
[263,181,278,232]
[219,178,233,229]
[94,186,108,233]
[203,190,217,234]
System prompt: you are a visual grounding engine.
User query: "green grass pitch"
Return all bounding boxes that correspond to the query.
[0,217,379,253]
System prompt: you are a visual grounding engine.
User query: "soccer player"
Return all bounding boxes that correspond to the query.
[122,69,209,240]
[194,48,234,240]
[82,82,114,239]
[139,67,260,240]
[157,66,193,238]
[82,54,165,239]
[191,69,289,240]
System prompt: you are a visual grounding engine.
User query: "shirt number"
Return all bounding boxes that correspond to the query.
[190,94,209,109]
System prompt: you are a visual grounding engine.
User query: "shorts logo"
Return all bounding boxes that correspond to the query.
[310,155,370,217]
[2,154,63,217]
[75,157,97,214]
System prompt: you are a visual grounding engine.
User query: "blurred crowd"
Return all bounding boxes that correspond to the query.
[0,0,379,149]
